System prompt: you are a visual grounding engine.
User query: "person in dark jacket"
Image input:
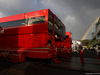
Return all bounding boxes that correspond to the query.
[79,47,84,64]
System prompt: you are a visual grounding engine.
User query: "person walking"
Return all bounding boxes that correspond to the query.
[79,47,84,64]
[96,46,100,64]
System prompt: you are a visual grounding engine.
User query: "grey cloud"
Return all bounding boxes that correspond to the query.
[45,0,100,40]
[0,0,38,17]
[0,0,100,40]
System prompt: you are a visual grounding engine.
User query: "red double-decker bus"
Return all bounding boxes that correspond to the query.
[65,32,72,52]
[55,22,65,59]
[0,9,65,63]
[62,32,72,58]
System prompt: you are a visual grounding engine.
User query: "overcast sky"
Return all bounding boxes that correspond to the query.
[0,0,100,40]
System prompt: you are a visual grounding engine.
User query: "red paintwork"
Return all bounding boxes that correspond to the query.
[62,32,72,58]
[65,32,72,52]
[0,9,66,63]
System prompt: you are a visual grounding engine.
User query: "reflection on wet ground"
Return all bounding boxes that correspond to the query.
[0,51,100,75]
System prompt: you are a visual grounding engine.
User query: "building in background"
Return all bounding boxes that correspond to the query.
[92,17,100,40]
[91,17,100,47]
[72,40,81,52]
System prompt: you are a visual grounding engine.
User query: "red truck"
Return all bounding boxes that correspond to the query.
[0,9,66,63]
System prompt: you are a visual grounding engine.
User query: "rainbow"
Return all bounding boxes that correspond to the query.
[81,17,100,40]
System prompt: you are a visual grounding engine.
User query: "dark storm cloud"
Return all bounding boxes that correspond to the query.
[0,0,100,40]
[65,0,100,40]
[0,0,38,17]
[41,0,100,40]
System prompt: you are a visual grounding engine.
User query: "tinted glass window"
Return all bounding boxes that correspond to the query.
[55,16,60,36]
[61,23,65,39]
[0,16,45,28]
[48,10,53,34]
[66,35,69,38]
[29,16,45,24]
[0,19,27,28]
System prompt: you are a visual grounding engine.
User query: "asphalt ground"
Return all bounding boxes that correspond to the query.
[49,57,100,73]
[0,59,90,75]
[0,51,100,75]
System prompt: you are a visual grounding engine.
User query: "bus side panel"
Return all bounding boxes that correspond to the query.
[23,33,53,59]
[25,49,50,59]
[18,33,48,48]
[0,33,48,48]
[0,35,19,48]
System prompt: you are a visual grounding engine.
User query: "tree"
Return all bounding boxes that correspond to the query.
[81,39,91,46]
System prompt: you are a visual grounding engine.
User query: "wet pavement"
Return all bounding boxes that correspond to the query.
[0,60,85,75]
[0,51,100,75]
[48,57,100,73]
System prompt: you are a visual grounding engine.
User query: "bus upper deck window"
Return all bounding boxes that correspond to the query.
[29,16,45,24]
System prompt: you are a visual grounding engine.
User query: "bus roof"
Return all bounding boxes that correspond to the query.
[0,9,50,23]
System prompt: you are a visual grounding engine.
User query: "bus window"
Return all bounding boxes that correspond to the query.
[0,19,27,28]
[48,10,53,35]
[55,16,60,37]
[61,23,65,39]
[63,25,65,39]
[66,35,69,38]
[29,16,45,24]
